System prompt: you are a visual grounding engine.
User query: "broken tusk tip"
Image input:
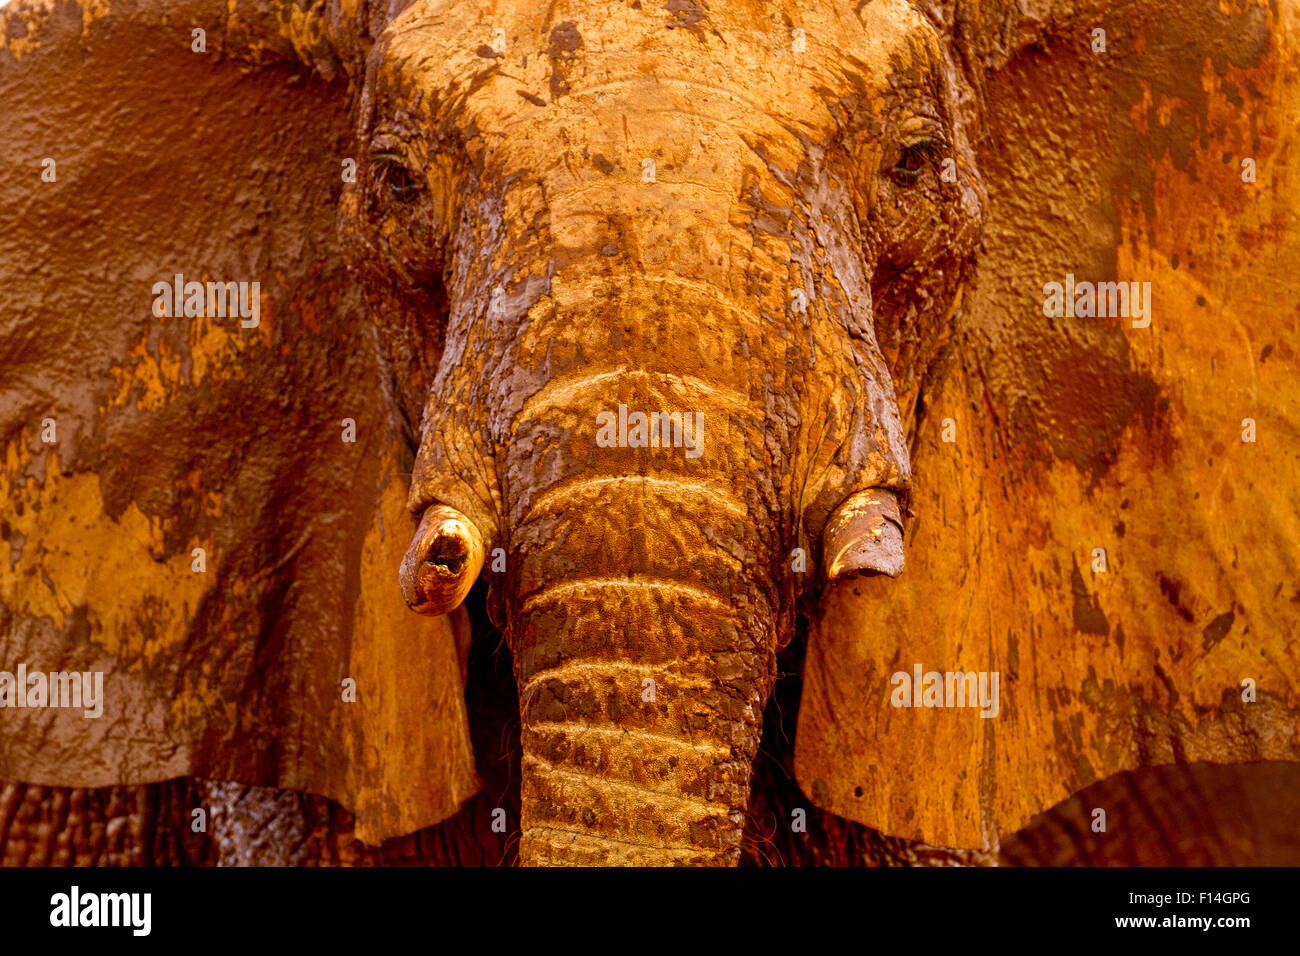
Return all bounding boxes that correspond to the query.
[399,503,487,616]
[822,490,906,581]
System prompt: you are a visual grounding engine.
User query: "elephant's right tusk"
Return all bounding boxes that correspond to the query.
[823,488,905,581]
[399,504,486,615]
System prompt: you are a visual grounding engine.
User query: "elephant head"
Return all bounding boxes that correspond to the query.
[3,0,1298,868]
[338,0,983,864]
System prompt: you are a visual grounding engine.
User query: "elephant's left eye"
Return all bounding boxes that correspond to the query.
[373,153,423,200]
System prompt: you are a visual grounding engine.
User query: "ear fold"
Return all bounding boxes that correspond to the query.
[797,1,1300,849]
[0,0,476,844]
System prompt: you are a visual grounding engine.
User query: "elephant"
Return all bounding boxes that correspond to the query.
[1,0,1298,867]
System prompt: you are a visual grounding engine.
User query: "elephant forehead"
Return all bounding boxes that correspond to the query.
[377,0,941,137]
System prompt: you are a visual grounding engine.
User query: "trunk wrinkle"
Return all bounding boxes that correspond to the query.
[523,754,737,813]
[526,720,732,756]
[520,576,737,613]
[524,824,708,856]
[523,474,748,523]
[518,363,751,421]
[520,659,714,695]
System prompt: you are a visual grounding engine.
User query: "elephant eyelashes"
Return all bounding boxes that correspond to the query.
[890,139,939,185]
[372,152,422,200]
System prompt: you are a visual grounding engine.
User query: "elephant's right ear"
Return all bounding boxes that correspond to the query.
[0,0,477,845]
[796,0,1300,850]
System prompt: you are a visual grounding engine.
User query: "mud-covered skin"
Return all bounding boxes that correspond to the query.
[338,0,982,865]
[0,778,214,866]
[0,0,480,844]
[0,778,510,866]
[4,586,1297,866]
[3,0,1298,868]
[798,0,1300,849]
[11,674,1299,866]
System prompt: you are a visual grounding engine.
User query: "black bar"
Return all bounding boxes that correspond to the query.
[0,866,1282,944]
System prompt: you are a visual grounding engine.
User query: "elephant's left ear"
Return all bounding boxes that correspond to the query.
[796,1,1300,849]
[0,0,476,844]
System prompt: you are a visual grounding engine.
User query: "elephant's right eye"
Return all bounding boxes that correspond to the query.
[373,153,423,201]
[889,139,939,185]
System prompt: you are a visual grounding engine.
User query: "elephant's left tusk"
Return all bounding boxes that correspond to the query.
[823,488,905,580]
[399,504,486,615]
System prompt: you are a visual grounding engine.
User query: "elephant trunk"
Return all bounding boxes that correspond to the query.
[507,366,778,866]
[512,519,774,865]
